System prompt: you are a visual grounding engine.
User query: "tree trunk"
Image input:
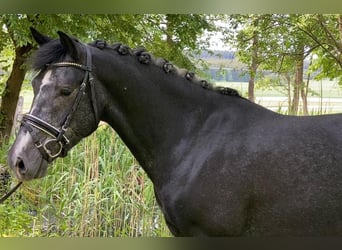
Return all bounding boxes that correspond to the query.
[248,77,255,102]
[284,73,292,112]
[339,15,342,47]
[290,45,305,115]
[0,44,32,143]
[297,45,306,115]
[339,15,342,63]
[301,80,308,115]
[248,21,259,102]
[290,73,300,115]
[301,55,313,115]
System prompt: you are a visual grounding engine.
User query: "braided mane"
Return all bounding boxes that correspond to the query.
[31,37,240,98]
[89,40,241,98]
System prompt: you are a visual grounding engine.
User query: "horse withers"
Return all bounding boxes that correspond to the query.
[7,28,342,236]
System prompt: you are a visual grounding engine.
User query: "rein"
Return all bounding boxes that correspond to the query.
[21,45,98,162]
[0,181,22,204]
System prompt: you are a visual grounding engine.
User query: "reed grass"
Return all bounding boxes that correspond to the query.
[0,124,171,237]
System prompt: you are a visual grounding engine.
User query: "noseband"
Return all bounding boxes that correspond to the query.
[21,45,98,162]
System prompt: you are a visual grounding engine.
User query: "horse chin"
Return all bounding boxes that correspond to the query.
[32,157,49,179]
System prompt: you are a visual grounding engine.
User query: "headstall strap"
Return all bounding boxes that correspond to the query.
[21,45,98,162]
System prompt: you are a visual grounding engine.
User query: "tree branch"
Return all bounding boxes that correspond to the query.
[295,22,342,68]
[316,14,341,52]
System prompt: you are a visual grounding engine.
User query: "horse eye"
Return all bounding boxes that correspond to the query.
[60,88,73,96]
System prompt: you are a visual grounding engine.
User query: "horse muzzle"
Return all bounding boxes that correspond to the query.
[7,129,49,181]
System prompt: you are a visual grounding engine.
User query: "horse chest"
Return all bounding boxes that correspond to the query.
[154,159,252,236]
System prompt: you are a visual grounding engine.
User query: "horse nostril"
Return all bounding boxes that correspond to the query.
[16,158,26,175]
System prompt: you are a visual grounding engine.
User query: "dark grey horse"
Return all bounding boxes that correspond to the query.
[7,28,342,236]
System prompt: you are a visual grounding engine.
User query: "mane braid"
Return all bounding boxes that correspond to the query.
[90,40,241,98]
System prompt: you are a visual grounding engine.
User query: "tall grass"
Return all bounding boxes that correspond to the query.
[0,125,171,237]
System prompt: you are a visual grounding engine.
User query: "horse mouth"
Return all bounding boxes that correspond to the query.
[12,155,49,181]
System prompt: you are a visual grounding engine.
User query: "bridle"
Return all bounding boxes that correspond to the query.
[21,45,98,163]
[1,45,98,204]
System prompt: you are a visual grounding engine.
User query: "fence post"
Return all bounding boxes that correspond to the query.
[11,96,23,137]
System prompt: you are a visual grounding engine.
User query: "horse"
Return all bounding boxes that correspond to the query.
[7,28,342,236]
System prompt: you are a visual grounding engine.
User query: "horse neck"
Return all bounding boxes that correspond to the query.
[94,52,243,180]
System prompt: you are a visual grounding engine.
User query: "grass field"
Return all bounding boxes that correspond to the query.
[218,79,342,113]
[219,79,342,97]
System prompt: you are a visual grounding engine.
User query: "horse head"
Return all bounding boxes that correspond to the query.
[8,29,99,181]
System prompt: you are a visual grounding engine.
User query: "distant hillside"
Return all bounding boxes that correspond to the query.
[200,50,249,82]
[200,50,318,83]
[200,50,236,60]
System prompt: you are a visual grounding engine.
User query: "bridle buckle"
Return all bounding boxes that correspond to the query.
[43,138,64,159]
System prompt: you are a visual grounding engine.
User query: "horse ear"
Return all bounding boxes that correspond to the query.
[57,31,79,60]
[30,27,52,46]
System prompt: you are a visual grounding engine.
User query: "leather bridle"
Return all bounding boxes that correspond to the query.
[21,45,98,163]
[1,45,98,204]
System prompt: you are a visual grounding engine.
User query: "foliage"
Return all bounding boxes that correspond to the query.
[0,46,14,89]
[0,14,215,141]
[220,14,342,113]
[226,14,341,83]
[0,14,215,72]
[305,14,342,84]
